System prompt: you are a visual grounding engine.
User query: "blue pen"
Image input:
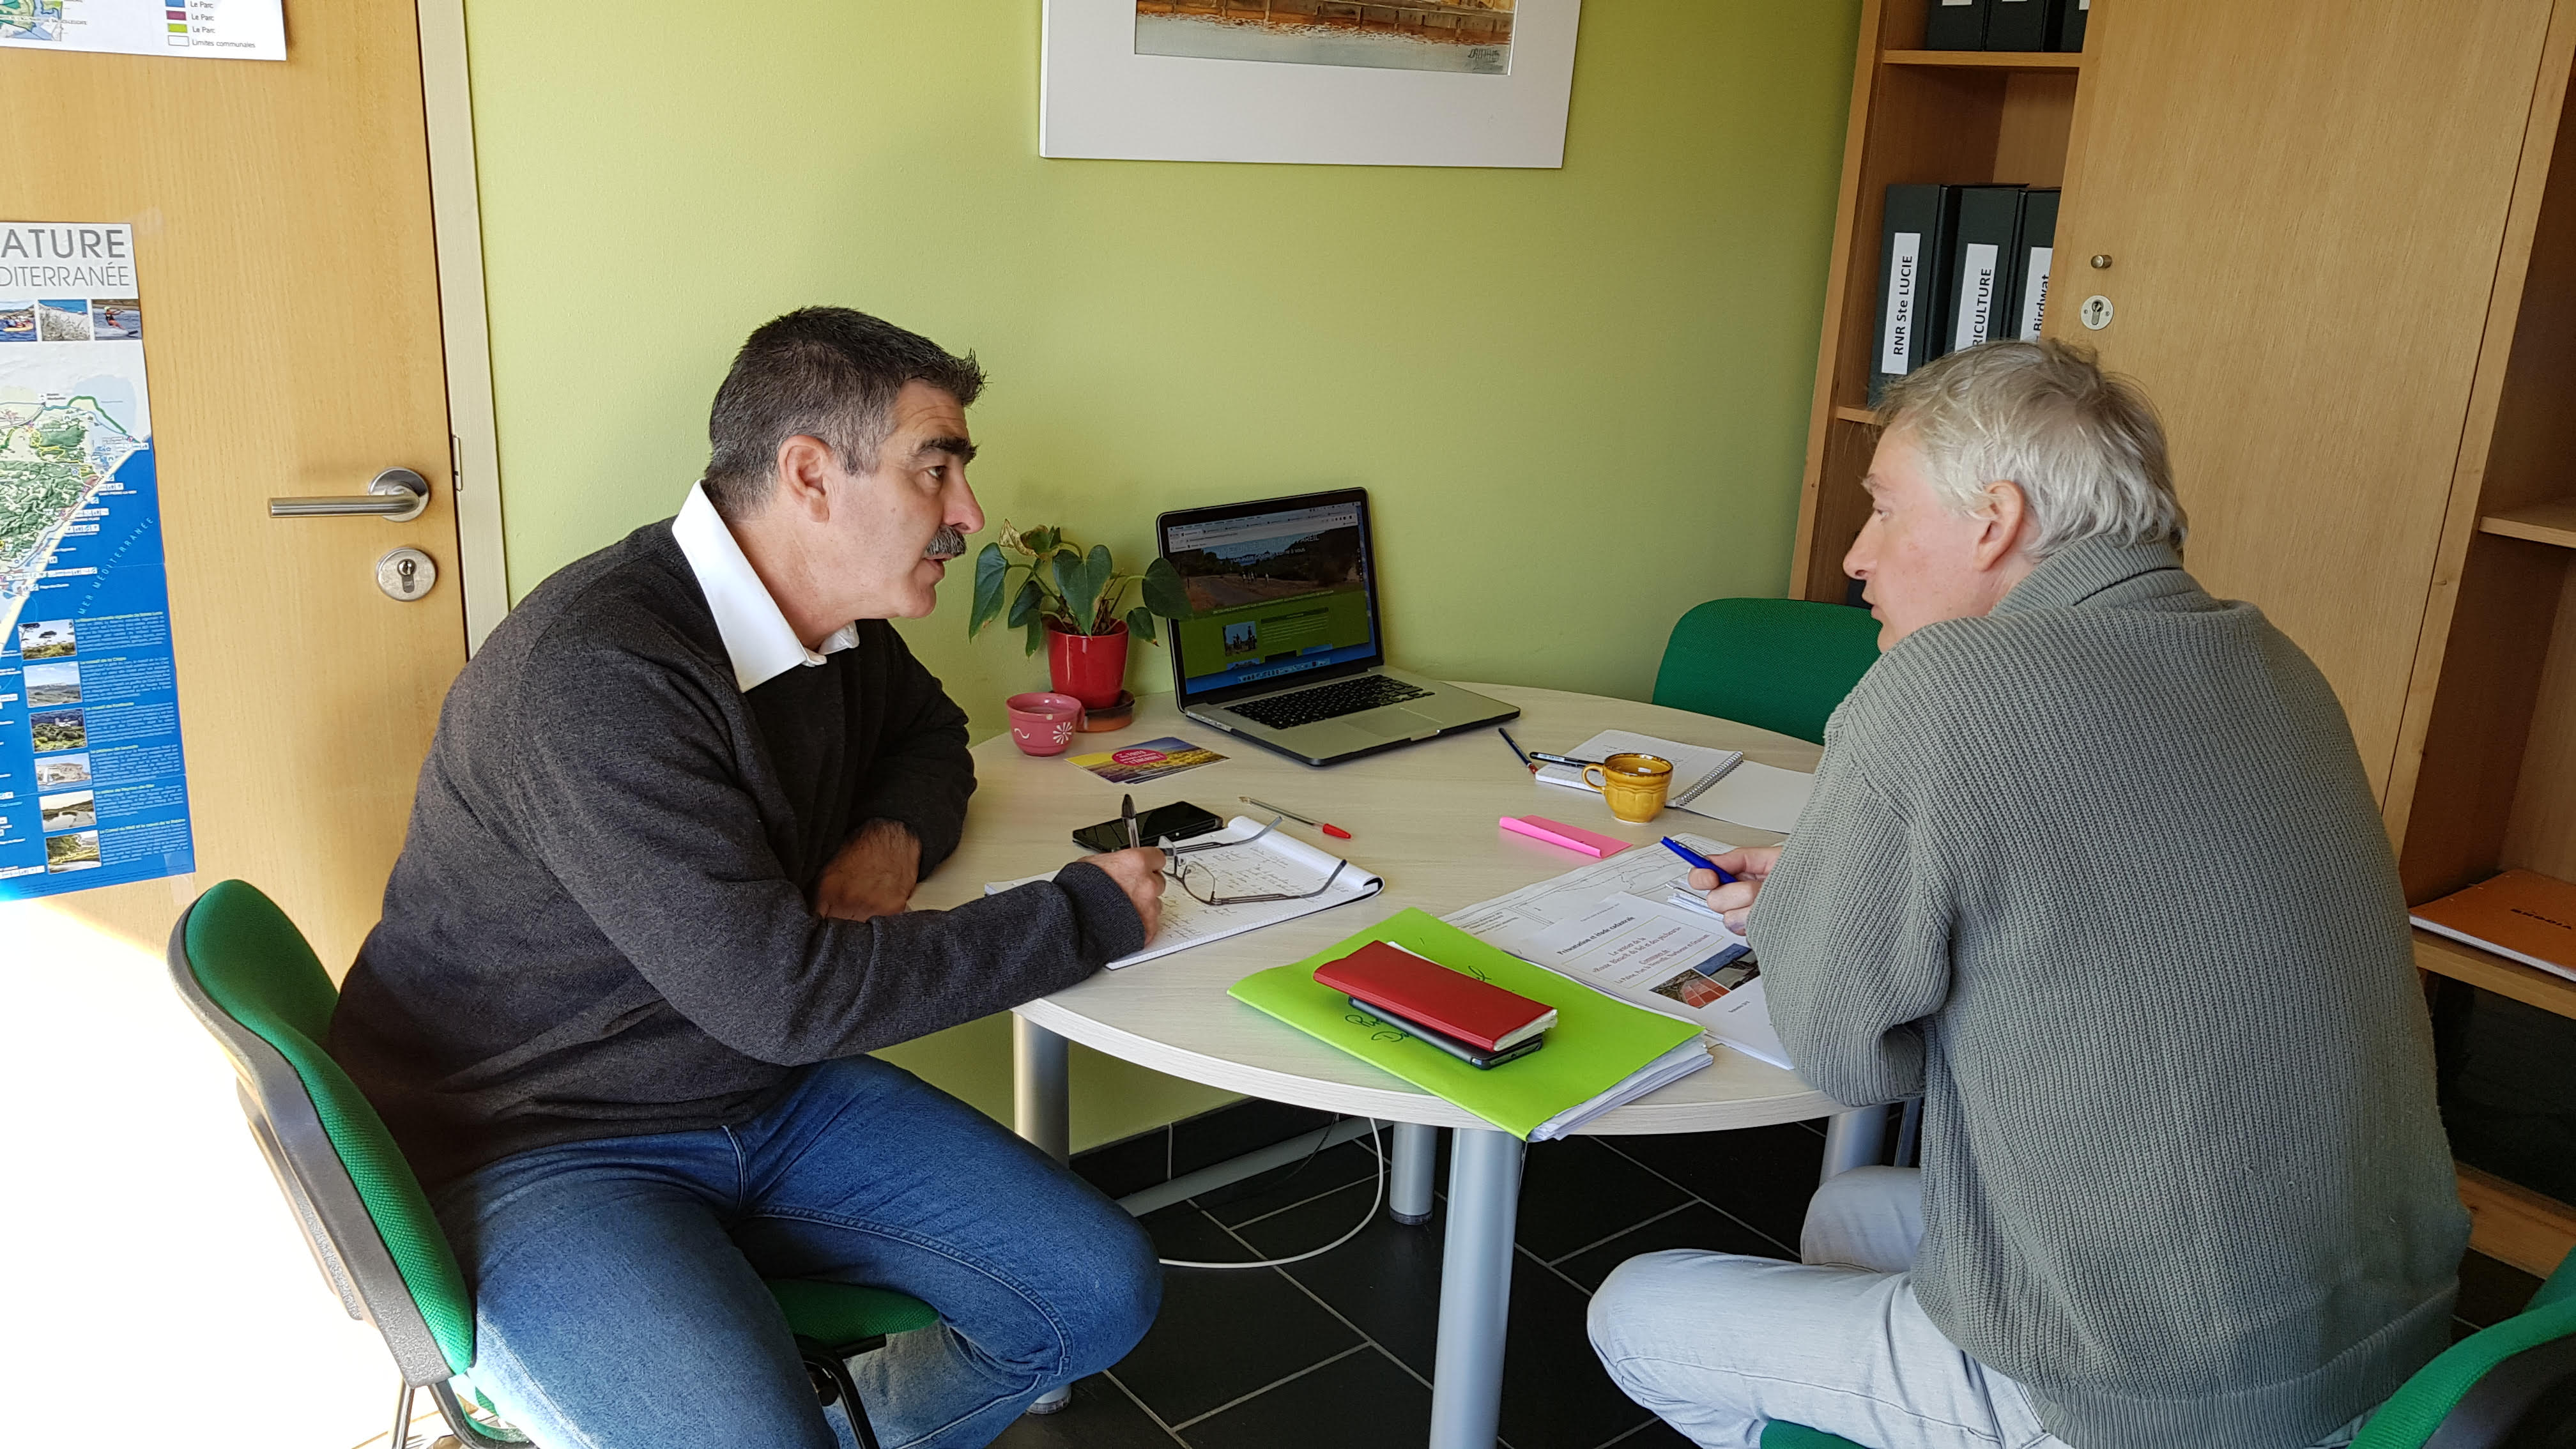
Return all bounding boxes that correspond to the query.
[1661,836,1736,885]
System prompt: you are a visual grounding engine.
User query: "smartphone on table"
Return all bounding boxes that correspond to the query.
[1071,802,1224,854]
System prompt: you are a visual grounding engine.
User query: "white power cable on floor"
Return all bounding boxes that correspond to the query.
[1158,1119,1386,1270]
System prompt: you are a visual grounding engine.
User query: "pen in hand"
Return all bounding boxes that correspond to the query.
[1661,835,1737,885]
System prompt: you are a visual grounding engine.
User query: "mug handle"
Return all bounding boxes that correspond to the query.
[1582,764,1609,792]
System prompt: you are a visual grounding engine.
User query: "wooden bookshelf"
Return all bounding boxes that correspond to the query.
[1791,0,2576,1267]
[1788,0,2084,602]
[2480,498,2576,549]
[1881,49,2085,72]
[2414,930,2576,1022]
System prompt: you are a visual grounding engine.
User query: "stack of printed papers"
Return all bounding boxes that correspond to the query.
[986,815,1381,969]
[1445,832,1791,1070]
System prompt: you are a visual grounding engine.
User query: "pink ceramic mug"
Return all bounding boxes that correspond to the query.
[1006,692,1085,756]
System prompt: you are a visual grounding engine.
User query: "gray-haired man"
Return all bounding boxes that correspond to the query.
[1588,341,2467,1449]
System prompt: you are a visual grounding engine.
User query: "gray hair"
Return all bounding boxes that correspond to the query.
[1876,339,2185,558]
[702,306,985,521]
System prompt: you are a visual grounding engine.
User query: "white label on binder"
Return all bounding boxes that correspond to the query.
[1940,0,1971,6]
[1881,231,1922,374]
[2019,245,2053,338]
[1953,241,2000,351]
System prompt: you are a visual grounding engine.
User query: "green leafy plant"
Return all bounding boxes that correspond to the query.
[967,523,1195,656]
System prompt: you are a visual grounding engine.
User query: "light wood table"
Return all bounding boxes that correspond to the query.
[913,684,1846,1448]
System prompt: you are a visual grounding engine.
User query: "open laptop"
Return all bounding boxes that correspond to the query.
[1156,488,1518,767]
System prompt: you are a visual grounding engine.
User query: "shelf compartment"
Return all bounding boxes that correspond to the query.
[2414,928,2576,1022]
[2481,499,2576,549]
[1881,49,2085,72]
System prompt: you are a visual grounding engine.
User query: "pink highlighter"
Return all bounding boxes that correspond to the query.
[1498,815,1633,859]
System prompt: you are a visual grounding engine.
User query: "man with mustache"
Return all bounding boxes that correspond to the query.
[332,307,1169,1449]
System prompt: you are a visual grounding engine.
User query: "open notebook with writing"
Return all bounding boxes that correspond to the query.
[985,815,1381,969]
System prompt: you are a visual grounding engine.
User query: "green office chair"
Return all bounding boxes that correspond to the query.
[1759,1249,2576,1449]
[1653,597,1882,745]
[165,879,939,1449]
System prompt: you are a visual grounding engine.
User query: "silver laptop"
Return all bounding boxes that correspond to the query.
[1157,489,1518,767]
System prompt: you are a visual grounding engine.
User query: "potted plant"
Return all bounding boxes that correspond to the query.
[968,524,1193,710]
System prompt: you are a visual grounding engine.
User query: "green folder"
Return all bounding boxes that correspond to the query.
[1227,907,1701,1140]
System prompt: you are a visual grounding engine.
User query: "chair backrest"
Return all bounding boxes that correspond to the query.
[2352,1246,2576,1448]
[1652,598,1881,745]
[165,880,475,1383]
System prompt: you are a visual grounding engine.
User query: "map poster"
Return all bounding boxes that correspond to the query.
[0,222,195,898]
[0,0,284,61]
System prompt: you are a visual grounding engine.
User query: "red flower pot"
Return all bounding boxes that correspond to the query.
[1047,623,1130,710]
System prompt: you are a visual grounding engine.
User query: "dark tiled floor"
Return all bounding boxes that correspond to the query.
[1003,1121,1822,1449]
[1016,1116,2543,1448]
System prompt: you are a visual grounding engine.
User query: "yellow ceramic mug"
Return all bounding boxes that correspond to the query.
[1583,752,1674,824]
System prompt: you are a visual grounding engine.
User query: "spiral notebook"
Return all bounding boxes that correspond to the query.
[1534,729,1814,833]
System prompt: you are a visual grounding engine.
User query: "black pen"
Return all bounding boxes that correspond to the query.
[1498,727,1533,768]
[1121,793,1139,850]
[1528,751,1605,769]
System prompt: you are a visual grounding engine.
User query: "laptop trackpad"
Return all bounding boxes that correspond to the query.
[1353,708,1444,740]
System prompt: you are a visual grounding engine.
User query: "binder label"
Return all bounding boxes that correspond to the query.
[1953,241,2000,351]
[1881,231,1922,374]
[2019,245,2052,339]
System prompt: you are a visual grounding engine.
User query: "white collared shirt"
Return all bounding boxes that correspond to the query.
[670,480,860,693]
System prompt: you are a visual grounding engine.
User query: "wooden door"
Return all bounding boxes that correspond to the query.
[3,5,466,970]
[2051,1,2559,800]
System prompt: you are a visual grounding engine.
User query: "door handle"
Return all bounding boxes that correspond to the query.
[268,468,430,522]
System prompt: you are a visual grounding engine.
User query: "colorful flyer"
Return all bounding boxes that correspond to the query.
[0,222,194,897]
[0,0,285,61]
[1067,735,1227,786]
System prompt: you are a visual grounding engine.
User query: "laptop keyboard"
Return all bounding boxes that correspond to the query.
[1231,674,1434,730]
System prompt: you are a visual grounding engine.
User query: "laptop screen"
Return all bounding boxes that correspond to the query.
[1160,490,1382,700]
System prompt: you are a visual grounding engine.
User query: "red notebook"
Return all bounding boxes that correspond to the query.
[1313,940,1559,1052]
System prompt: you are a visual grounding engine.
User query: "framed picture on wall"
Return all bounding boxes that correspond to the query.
[1041,0,1581,168]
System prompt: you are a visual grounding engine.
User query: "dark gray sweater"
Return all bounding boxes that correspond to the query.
[1752,537,2467,1448]
[332,521,1142,1188]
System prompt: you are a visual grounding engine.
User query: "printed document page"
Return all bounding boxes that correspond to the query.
[1444,833,1791,1068]
[986,815,1381,969]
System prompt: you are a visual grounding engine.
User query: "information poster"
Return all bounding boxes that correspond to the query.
[0,222,194,898]
[0,0,283,61]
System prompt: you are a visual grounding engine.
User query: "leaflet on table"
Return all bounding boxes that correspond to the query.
[1443,834,1791,1069]
[1533,729,1815,833]
[985,815,1380,969]
[0,222,195,900]
[1065,735,1226,786]
[0,0,286,60]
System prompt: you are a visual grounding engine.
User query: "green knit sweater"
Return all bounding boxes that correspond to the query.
[1750,536,2469,1449]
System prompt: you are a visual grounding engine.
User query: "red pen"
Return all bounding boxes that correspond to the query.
[1241,795,1353,840]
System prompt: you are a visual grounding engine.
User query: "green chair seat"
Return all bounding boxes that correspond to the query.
[1761,1423,1862,1449]
[1652,597,1880,746]
[769,1279,940,1348]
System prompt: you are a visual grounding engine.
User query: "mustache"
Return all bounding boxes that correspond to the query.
[924,525,967,561]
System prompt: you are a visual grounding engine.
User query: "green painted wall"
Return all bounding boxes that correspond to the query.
[462,0,1857,1151]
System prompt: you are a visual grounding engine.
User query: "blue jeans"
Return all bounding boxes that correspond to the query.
[432,1055,1160,1449]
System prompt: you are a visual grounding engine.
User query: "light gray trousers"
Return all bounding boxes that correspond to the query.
[1586,1166,2362,1449]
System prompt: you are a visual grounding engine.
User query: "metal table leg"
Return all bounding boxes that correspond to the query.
[1390,1122,1438,1225]
[1428,1128,1522,1449]
[1820,1105,1885,1183]
[1013,1015,1070,1162]
[1012,1015,1075,1413]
